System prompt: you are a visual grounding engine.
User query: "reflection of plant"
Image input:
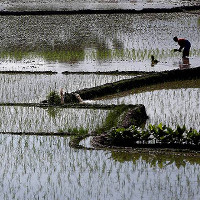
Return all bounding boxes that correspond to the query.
[47,107,60,118]
[68,126,89,135]
[108,123,200,146]
[46,91,61,105]
[111,151,200,169]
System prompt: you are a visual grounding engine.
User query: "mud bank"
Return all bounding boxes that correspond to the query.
[0,71,57,74]
[62,70,151,76]
[0,5,199,15]
[72,67,200,101]
[0,102,144,110]
[91,136,200,152]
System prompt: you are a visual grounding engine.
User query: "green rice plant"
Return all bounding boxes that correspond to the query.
[187,129,200,145]
[67,126,89,135]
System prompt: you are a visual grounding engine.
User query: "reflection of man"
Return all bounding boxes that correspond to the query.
[179,57,190,70]
[173,37,191,58]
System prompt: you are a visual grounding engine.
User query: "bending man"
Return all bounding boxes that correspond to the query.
[173,36,191,58]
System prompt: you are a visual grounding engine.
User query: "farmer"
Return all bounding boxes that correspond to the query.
[173,36,191,58]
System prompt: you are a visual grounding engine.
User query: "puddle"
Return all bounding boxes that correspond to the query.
[79,136,94,148]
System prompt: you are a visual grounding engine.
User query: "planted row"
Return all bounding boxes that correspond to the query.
[108,123,200,146]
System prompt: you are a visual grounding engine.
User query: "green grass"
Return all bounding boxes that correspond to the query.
[95,104,130,134]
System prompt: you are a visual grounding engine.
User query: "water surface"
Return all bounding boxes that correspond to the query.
[0,12,199,72]
[0,134,200,200]
[0,106,109,132]
[0,73,134,103]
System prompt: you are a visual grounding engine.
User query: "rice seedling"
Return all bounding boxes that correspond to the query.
[0,106,110,133]
[0,73,135,103]
[0,11,199,72]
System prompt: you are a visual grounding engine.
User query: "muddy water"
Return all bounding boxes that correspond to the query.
[0,12,199,72]
[0,0,199,11]
[0,134,200,200]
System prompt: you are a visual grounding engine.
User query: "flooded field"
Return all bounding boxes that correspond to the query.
[0,1,200,199]
[0,73,134,103]
[0,106,109,132]
[0,12,199,72]
[1,134,200,200]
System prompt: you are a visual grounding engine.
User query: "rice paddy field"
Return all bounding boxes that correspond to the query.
[0,1,200,200]
[0,73,134,103]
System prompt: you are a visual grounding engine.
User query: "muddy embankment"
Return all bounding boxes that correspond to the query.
[70,67,200,101]
[0,5,199,15]
[0,71,57,74]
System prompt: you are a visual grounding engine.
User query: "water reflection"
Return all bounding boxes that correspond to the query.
[111,151,200,168]
[179,57,190,69]
[96,83,200,129]
[0,106,109,132]
[0,12,199,72]
[0,74,134,103]
[0,134,200,200]
[0,0,199,11]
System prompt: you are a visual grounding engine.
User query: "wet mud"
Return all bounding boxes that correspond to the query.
[73,66,200,100]
[0,5,199,15]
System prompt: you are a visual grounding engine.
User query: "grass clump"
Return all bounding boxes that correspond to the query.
[46,91,61,105]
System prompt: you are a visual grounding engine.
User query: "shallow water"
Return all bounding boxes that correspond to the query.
[0,4,199,199]
[0,12,199,72]
[0,73,135,103]
[0,134,200,200]
[0,106,109,132]
[0,0,199,11]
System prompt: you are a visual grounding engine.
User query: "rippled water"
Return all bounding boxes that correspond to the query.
[0,134,200,200]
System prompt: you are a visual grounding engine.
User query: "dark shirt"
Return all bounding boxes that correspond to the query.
[178,38,191,51]
[178,38,186,48]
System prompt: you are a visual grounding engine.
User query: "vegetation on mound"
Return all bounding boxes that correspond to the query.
[46,90,61,105]
[106,123,200,147]
[95,104,147,134]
